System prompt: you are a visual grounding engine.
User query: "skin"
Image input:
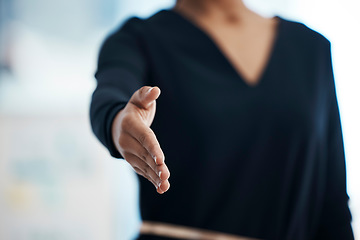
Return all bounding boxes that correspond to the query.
[112,0,279,194]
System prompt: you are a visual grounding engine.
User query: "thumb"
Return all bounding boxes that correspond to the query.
[129,86,161,109]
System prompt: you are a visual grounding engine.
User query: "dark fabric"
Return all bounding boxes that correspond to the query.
[90,9,354,240]
[137,235,173,240]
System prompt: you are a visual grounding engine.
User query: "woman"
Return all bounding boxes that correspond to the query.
[90,0,354,239]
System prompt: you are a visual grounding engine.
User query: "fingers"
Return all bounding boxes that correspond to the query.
[124,153,170,193]
[129,86,161,109]
[118,132,158,174]
[122,118,165,166]
[120,132,171,191]
[133,167,156,186]
[124,153,162,189]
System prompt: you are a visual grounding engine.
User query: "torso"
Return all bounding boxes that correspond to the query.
[98,10,344,239]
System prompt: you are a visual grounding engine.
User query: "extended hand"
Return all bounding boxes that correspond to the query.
[112,86,170,194]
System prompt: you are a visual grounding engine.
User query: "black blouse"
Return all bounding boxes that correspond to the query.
[90,9,354,240]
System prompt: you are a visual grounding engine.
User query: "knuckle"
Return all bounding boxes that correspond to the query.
[138,86,147,96]
[119,115,131,130]
[143,165,151,175]
[139,131,151,145]
[141,149,151,162]
[141,153,148,162]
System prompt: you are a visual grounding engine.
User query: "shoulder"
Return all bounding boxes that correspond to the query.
[96,11,170,71]
[280,17,331,53]
[99,16,148,56]
[97,17,150,71]
[109,10,170,38]
[283,18,336,91]
[107,17,145,41]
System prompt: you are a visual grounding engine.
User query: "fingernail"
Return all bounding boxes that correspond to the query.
[154,156,157,165]
[159,171,162,179]
[146,87,153,95]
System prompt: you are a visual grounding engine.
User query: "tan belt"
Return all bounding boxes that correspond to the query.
[140,221,260,240]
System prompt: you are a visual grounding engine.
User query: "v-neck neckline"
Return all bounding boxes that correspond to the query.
[163,9,284,89]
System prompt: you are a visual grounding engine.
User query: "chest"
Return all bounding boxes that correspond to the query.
[152,47,325,144]
[194,18,279,86]
[145,19,327,141]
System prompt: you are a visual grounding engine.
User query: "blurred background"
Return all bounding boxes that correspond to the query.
[0,0,359,239]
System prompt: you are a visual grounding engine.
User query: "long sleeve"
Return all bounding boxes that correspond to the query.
[90,17,147,158]
[315,40,354,239]
[88,10,356,239]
